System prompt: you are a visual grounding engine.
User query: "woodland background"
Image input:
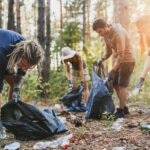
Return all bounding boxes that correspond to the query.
[0,0,150,104]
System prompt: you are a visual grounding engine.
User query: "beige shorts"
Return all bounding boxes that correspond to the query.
[71,68,90,82]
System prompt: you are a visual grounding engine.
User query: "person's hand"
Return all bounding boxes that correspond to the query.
[94,58,104,66]
[108,69,116,81]
[12,88,20,102]
[81,81,86,90]
[67,80,73,88]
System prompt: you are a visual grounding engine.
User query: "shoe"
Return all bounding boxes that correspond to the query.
[114,108,125,119]
[124,106,129,115]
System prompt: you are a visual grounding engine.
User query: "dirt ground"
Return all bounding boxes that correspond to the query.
[0,101,150,150]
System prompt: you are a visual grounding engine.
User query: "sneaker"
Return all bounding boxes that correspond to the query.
[114,108,125,119]
[124,106,129,115]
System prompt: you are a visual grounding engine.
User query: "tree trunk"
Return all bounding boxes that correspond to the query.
[60,0,63,30]
[86,0,91,39]
[104,0,107,21]
[16,0,21,33]
[38,0,50,83]
[38,0,48,83]
[45,0,51,78]
[0,0,2,28]
[7,0,15,30]
[82,0,86,51]
[113,0,129,30]
[32,0,37,38]
[38,0,45,48]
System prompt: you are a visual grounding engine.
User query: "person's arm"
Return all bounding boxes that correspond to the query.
[141,55,150,79]
[64,61,71,80]
[101,40,112,61]
[113,33,125,71]
[78,55,85,82]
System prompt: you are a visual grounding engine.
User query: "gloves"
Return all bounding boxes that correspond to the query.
[80,81,85,88]
[12,87,20,102]
[136,78,144,89]
[6,67,26,76]
[94,58,105,66]
[94,60,102,65]
[67,80,73,88]
[108,69,116,81]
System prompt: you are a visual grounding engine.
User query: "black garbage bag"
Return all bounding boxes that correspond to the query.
[60,85,86,112]
[1,100,67,140]
[85,65,115,119]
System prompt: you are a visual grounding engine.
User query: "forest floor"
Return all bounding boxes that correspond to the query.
[0,100,150,150]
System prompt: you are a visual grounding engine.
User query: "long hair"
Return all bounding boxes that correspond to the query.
[7,40,44,71]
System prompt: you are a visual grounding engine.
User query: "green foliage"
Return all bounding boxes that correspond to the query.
[54,21,82,52]
[20,66,68,103]
[62,22,82,47]
[21,71,42,101]
[2,68,68,103]
[47,68,68,102]
[65,0,84,19]
[2,82,9,102]
[80,38,105,74]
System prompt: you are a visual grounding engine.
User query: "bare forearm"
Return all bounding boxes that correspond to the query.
[141,56,150,79]
[66,71,71,80]
[78,56,84,81]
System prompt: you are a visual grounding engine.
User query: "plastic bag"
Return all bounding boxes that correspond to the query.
[60,85,86,112]
[1,100,67,140]
[85,66,115,119]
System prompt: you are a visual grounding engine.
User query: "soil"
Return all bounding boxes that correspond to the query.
[0,101,150,150]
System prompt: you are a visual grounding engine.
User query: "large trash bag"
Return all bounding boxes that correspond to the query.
[1,100,67,140]
[93,61,114,95]
[85,66,115,119]
[60,85,86,112]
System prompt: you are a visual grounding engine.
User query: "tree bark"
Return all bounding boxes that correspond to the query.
[16,0,21,33]
[83,0,86,51]
[7,0,15,30]
[45,0,51,78]
[60,0,63,30]
[38,0,45,48]
[86,0,91,39]
[37,0,46,82]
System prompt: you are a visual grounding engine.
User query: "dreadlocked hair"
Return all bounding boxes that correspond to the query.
[7,40,44,71]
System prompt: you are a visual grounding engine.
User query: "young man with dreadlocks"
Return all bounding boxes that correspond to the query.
[0,29,44,107]
[0,29,44,138]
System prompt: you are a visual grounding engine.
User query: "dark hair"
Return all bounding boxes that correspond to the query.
[93,19,107,31]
